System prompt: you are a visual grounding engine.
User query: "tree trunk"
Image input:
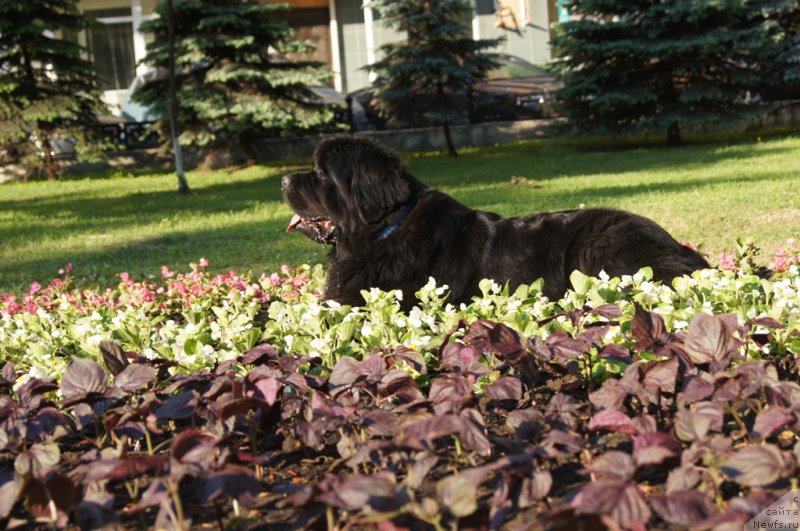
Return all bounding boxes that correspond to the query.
[442,121,458,157]
[436,82,458,157]
[241,133,257,166]
[167,0,190,194]
[667,122,682,146]
[40,130,58,181]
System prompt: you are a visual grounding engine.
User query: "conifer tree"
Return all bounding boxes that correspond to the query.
[551,0,786,145]
[764,2,800,98]
[368,0,502,156]
[134,0,335,164]
[0,0,106,180]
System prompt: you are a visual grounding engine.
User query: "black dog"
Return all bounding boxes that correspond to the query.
[282,136,709,309]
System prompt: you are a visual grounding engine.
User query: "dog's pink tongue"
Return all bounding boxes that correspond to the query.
[286,214,302,233]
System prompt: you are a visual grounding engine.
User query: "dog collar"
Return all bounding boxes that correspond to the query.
[377,198,418,240]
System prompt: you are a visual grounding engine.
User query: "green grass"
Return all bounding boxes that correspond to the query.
[2,135,799,293]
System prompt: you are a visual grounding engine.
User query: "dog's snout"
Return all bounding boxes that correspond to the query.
[281,174,292,189]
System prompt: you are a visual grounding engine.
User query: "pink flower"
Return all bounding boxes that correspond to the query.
[28,282,42,295]
[769,245,797,272]
[198,257,209,268]
[718,251,738,271]
[682,241,698,251]
[119,272,131,283]
[161,266,175,279]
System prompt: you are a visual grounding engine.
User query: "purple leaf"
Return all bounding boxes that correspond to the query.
[641,357,679,392]
[60,356,112,406]
[329,357,360,387]
[675,402,723,442]
[633,432,681,467]
[361,409,398,437]
[114,364,157,393]
[693,401,724,431]
[14,442,60,476]
[542,430,585,455]
[0,472,22,519]
[436,465,492,517]
[155,391,197,420]
[590,303,623,319]
[518,470,552,507]
[631,303,667,351]
[23,472,76,526]
[253,376,280,406]
[678,375,715,406]
[378,370,425,403]
[766,381,800,409]
[722,444,786,487]
[86,456,167,480]
[429,375,472,415]
[358,355,388,382]
[598,344,632,363]
[751,317,784,329]
[27,407,72,443]
[572,481,651,527]
[650,490,713,527]
[242,343,278,365]
[17,378,59,408]
[505,408,544,440]
[631,415,658,434]
[587,410,639,435]
[752,406,794,439]
[586,451,635,482]
[674,409,711,442]
[394,414,491,455]
[484,377,522,401]
[547,332,590,361]
[408,454,439,489]
[389,346,427,375]
[99,341,129,376]
[684,313,740,367]
[317,473,397,511]
[666,466,701,493]
[296,420,326,451]
[171,429,217,465]
[590,379,628,411]
[195,466,261,505]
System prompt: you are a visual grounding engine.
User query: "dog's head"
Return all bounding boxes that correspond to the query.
[282,136,423,243]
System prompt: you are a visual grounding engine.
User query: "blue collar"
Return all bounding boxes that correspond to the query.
[377,198,418,240]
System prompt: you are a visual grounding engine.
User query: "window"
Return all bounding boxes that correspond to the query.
[85,8,136,91]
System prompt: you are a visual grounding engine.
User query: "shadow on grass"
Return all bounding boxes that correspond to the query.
[454,167,800,212]
[0,217,328,292]
[416,140,798,187]
[0,172,289,244]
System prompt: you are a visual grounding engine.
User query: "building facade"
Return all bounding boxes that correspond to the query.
[74,0,567,115]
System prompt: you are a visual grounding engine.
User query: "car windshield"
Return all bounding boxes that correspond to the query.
[486,56,550,80]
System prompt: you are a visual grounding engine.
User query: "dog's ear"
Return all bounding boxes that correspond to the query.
[351,157,411,224]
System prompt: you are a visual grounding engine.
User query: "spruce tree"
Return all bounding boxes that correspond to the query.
[0,0,106,180]
[368,0,502,156]
[764,2,800,98]
[134,0,335,164]
[551,0,784,145]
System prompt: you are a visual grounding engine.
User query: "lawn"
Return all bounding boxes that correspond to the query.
[1,134,799,292]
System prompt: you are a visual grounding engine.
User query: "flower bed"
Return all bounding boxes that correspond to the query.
[0,241,799,529]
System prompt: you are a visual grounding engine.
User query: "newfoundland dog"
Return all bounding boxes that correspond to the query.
[282,136,708,309]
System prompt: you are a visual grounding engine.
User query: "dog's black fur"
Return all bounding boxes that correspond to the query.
[282,136,709,309]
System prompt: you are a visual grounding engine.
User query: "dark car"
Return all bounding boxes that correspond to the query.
[348,53,560,131]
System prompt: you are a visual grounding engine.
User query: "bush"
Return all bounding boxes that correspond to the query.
[1,244,799,528]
